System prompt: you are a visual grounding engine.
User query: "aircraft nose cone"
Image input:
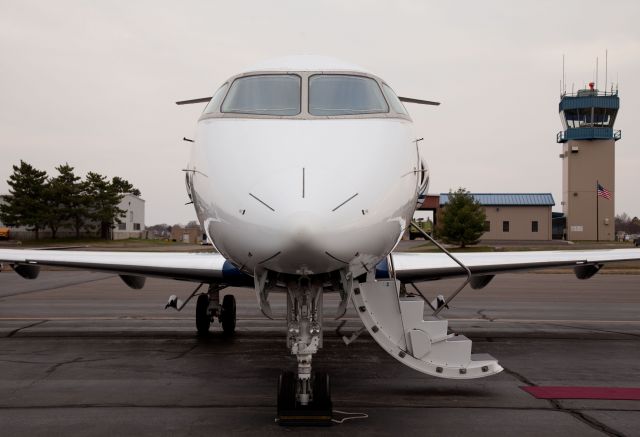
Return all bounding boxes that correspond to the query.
[285,213,322,253]
[289,216,317,246]
[267,212,340,275]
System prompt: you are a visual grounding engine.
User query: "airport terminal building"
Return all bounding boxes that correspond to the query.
[417,193,555,241]
[440,193,554,241]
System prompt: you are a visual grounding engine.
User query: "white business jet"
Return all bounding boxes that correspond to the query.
[2,55,639,424]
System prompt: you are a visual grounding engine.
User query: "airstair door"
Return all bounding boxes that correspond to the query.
[351,279,502,379]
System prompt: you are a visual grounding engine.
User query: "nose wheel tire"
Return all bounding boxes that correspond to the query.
[277,371,332,426]
[195,294,211,335]
[220,294,236,335]
[313,372,331,410]
[277,371,297,412]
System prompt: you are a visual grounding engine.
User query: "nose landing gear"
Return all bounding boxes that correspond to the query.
[277,371,332,426]
[276,279,332,426]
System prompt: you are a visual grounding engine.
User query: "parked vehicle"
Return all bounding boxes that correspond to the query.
[409,219,432,240]
[0,227,9,240]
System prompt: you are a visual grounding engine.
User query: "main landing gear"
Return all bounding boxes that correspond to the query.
[195,285,236,336]
[164,283,236,335]
[276,278,332,426]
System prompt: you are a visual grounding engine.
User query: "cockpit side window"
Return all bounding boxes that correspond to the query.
[221,74,301,116]
[308,75,389,116]
[382,83,409,116]
[203,83,229,114]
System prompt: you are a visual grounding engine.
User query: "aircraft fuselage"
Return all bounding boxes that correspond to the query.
[186,59,424,279]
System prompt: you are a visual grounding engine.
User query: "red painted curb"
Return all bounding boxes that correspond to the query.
[521,386,640,400]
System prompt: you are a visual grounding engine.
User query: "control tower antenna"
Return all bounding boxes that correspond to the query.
[605,49,608,94]
[562,54,566,95]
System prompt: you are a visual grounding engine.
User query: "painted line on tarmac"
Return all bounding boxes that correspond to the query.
[0,273,115,299]
[450,318,640,324]
[1,317,640,324]
[0,316,356,322]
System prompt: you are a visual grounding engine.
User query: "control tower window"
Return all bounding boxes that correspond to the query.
[221,74,301,116]
[564,107,617,128]
[564,108,591,128]
[593,108,616,127]
[308,75,389,116]
[381,83,409,116]
[203,83,229,114]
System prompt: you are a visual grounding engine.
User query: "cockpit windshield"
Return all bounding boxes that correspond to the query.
[381,83,408,116]
[308,75,389,116]
[203,83,229,114]
[221,74,301,116]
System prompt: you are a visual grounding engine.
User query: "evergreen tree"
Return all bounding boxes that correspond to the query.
[436,188,486,248]
[111,176,141,197]
[85,172,140,239]
[55,164,88,238]
[0,161,48,239]
[85,172,118,240]
[2,162,140,240]
[44,164,83,238]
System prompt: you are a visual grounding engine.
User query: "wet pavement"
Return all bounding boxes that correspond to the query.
[0,270,639,436]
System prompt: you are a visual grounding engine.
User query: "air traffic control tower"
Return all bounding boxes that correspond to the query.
[557,83,621,241]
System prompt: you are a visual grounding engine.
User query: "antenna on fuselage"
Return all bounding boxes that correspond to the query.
[176,97,212,105]
[398,97,440,106]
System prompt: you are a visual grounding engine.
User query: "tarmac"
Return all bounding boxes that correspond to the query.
[0,269,639,436]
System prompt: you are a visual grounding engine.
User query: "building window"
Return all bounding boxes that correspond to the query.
[502,221,510,232]
[484,221,490,232]
[532,221,539,232]
[129,211,134,222]
[133,223,141,231]
[118,223,126,231]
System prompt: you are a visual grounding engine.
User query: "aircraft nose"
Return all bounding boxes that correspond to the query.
[266,212,344,275]
[284,213,322,254]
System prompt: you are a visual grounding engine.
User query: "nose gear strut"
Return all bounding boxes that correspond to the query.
[277,278,332,425]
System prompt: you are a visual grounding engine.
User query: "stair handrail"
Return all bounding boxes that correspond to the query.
[409,221,472,316]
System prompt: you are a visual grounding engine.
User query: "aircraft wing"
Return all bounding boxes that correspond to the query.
[391,249,640,284]
[0,249,251,286]
[3,247,639,288]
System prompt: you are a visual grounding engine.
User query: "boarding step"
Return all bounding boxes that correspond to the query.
[351,279,502,379]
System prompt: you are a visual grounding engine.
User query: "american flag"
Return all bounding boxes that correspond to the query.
[597,183,612,200]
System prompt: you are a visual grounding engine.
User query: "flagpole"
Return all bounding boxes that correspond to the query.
[596,180,599,241]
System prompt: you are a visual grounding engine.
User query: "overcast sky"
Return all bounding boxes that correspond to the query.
[1,0,638,225]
